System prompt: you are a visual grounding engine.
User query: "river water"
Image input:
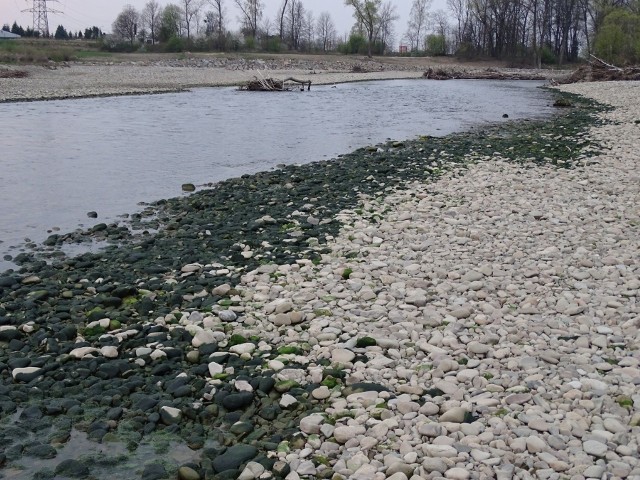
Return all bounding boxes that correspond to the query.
[0,79,555,271]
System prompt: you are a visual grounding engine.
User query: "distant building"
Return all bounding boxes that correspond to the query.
[399,45,408,54]
[0,30,21,39]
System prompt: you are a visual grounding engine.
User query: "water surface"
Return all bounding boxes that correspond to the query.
[0,79,555,271]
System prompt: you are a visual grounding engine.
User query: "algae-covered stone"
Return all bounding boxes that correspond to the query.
[212,444,258,473]
[178,466,201,480]
[356,337,377,348]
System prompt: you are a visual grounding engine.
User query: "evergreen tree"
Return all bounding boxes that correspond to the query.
[54,25,69,39]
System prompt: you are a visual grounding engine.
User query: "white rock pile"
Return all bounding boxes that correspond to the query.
[221,81,639,479]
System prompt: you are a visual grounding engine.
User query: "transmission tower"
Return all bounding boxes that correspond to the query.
[23,0,61,37]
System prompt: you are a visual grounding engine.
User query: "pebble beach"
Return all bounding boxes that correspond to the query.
[0,72,638,480]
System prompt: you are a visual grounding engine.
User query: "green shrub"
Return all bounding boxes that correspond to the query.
[244,36,256,51]
[338,34,367,55]
[540,45,556,64]
[165,36,185,53]
[265,37,281,53]
[425,34,446,56]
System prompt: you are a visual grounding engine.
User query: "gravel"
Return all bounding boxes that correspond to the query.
[0,79,637,479]
[227,80,640,478]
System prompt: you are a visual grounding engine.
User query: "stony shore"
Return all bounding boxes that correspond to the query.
[0,56,568,102]
[0,80,638,480]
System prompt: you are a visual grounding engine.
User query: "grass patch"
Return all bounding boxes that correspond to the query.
[0,38,104,64]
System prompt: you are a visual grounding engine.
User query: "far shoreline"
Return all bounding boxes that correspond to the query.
[0,55,569,103]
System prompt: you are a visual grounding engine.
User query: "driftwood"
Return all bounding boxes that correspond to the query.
[240,74,311,91]
[423,67,545,81]
[559,55,640,84]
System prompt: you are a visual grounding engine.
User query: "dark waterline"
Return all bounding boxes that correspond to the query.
[0,79,555,271]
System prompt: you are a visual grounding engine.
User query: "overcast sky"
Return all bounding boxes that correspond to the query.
[2,0,448,43]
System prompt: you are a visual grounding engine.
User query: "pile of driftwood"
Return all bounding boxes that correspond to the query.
[423,67,545,81]
[559,55,640,84]
[0,69,29,79]
[240,75,311,91]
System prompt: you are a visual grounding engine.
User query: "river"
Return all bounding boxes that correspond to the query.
[0,79,555,271]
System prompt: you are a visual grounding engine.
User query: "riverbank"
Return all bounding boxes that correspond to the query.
[0,82,637,479]
[0,55,570,102]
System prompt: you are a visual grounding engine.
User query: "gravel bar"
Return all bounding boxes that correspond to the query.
[0,81,637,480]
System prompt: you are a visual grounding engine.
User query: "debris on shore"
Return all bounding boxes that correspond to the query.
[0,69,29,78]
[423,67,546,81]
[559,55,640,83]
[240,75,311,91]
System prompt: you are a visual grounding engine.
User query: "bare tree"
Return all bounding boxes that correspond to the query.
[430,9,450,52]
[112,4,139,44]
[262,16,274,37]
[406,0,432,51]
[304,10,315,50]
[142,0,161,44]
[234,0,263,38]
[285,0,305,49]
[205,0,226,41]
[345,0,382,57]
[278,0,289,40]
[377,1,399,53]
[180,0,203,38]
[316,11,337,51]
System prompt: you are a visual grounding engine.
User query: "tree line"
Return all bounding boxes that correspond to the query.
[107,0,640,64]
[5,0,639,65]
[2,22,104,40]
[107,0,340,54]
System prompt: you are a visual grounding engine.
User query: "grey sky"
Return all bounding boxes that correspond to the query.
[3,0,447,44]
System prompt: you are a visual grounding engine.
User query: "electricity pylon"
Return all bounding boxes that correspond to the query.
[23,0,61,37]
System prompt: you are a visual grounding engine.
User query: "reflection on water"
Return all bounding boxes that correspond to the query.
[0,79,555,271]
[2,428,205,479]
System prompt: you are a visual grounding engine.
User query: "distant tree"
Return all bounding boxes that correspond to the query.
[278,0,289,40]
[2,24,10,32]
[11,22,25,36]
[344,0,382,57]
[92,26,103,39]
[142,0,162,44]
[430,9,449,52]
[303,10,315,50]
[377,1,398,53]
[316,12,337,51]
[425,34,446,55]
[234,0,263,39]
[284,0,305,49]
[594,8,640,64]
[180,0,203,39]
[205,0,226,45]
[112,5,139,44]
[405,0,431,52]
[54,25,69,39]
[159,4,184,41]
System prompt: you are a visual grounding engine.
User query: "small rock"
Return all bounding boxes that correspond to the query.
[445,467,470,480]
[439,407,469,423]
[583,439,607,457]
